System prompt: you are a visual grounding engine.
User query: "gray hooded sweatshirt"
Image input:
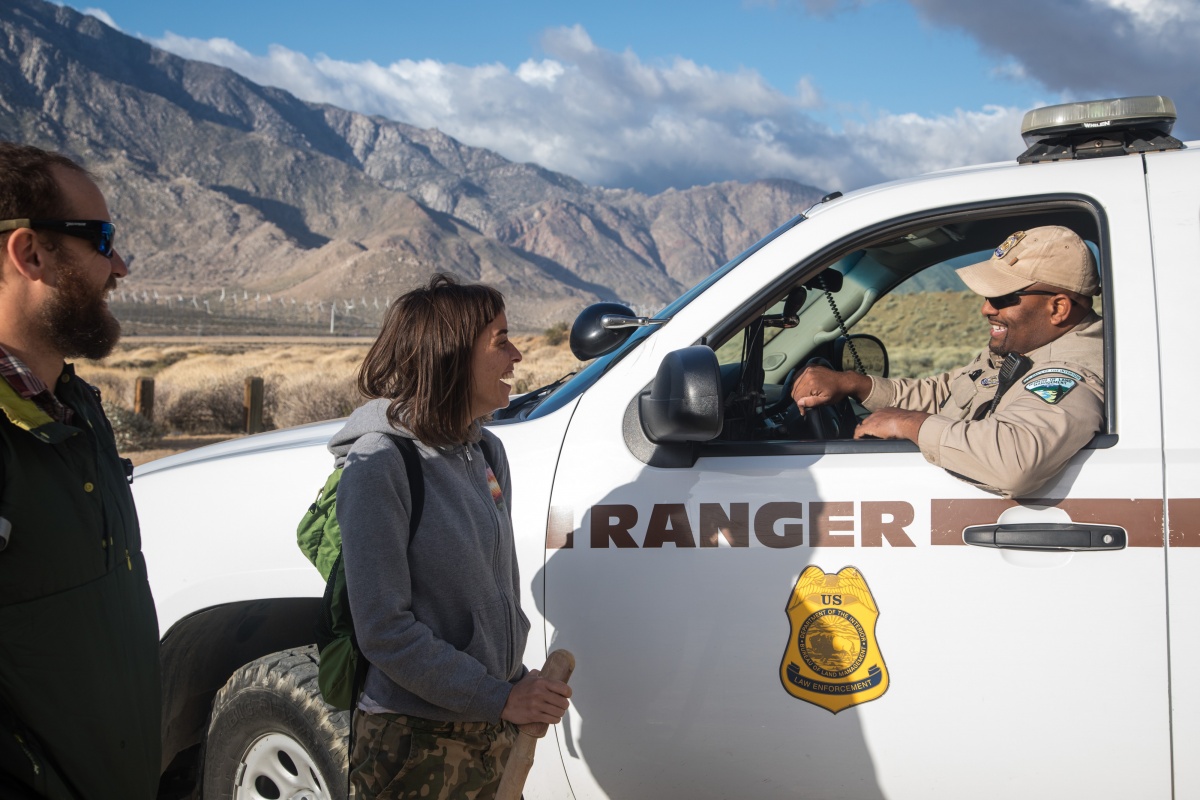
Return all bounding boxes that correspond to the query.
[329,398,530,723]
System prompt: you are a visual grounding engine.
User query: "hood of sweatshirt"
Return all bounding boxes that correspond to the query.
[327,398,412,460]
[328,398,484,461]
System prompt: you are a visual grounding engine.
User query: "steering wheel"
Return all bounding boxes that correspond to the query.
[758,363,802,421]
[780,357,860,440]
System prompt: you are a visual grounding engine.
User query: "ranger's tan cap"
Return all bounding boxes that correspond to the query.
[955,226,1100,297]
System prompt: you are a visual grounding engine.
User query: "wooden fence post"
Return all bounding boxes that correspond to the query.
[134,377,154,421]
[244,376,264,434]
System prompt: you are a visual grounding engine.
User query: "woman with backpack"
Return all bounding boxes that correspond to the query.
[329,273,572,799]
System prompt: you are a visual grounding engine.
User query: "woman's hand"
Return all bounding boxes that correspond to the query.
[500,669,572,726]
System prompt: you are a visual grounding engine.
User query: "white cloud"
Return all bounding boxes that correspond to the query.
[145,23,1024,194]
[990,61,1029,83]
[844,105,1025,182]
[907,0,1200,137]
[515,60,565,88]
[78,6,119,29]
[1091,0,1197,28]
[795,76,822,109]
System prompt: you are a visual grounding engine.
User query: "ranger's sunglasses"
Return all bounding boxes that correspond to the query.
[0,219,116,258]
[985,290,1063,309]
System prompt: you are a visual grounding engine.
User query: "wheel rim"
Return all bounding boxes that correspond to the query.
[233,732,333,800]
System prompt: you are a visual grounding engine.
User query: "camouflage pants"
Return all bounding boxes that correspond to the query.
[350,711,518,800]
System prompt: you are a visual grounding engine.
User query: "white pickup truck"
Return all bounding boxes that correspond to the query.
[137,95,1199,800]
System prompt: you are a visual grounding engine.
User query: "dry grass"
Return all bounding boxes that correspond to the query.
[78,333,589,457]
[509,333,586,393]
[852,291,988,378]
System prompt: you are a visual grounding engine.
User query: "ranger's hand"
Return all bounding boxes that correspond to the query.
[853,407,930,443]
[791,365,872,415]
[501,669,572,727]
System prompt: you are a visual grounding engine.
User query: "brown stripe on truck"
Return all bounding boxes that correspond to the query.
[1168,499,1200,546]
[931,498,1165,547]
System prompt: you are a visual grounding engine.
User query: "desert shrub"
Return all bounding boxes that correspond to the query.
[83,338,589,435]
[153,351,293,433]
[159,378,252,433]
[102,400,160,451]
[273,374,361,428]
[84,369,134,408]
[103,346,190,371]
[888,346,978,379]
[158,373,266,433]
[510,333,588,394]
[150,347,369,433]
[543,321,570,347]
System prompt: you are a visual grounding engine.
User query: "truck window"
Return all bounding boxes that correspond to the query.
[708,209,1108,444]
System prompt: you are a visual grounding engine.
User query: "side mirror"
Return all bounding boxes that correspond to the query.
[639,346,724,443]
[834,334,888,378]
[570,303,637,360]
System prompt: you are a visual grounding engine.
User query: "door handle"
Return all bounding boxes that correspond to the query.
[962,523,1126,551]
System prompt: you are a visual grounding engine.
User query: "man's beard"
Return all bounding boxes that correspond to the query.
[38,254,121,361]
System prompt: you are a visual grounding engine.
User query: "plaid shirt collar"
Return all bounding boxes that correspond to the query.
[0,344,73,425]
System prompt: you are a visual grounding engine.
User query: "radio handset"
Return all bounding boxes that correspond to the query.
[974,353,1034,420]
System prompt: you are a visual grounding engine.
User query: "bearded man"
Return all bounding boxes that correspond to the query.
[0,143,160,799]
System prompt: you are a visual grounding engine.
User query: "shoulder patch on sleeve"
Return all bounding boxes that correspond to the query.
[1023,371,1079,404]
[1023,367,1084,384]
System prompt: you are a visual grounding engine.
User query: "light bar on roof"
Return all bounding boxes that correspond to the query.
[1017,95,1183,163]
[1021,96,1177,145]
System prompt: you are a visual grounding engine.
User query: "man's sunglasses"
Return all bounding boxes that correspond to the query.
[985,290,1067,310]
[0,219,116,258]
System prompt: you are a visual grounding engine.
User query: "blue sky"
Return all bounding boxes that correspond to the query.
[70,0,1200,195]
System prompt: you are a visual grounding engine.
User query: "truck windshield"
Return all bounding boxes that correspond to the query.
[512,211,808,421]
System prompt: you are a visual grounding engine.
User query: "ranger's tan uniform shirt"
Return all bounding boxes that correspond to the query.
[862,313,1104,498]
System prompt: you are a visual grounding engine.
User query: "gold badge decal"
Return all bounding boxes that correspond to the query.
[994,230,1026,259]
[781,565,889,713]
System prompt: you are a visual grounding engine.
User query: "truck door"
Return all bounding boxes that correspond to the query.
[1144,145,1200,798]
[541,154,1169,800]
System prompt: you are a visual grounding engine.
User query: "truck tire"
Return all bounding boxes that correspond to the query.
[201,646,349,800]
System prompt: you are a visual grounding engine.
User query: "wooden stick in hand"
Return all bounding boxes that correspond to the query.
[495,649,575,800]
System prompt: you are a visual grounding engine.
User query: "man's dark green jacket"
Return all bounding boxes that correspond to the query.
[0,364,161,800]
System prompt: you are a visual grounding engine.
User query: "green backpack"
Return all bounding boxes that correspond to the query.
[297,434,423,711]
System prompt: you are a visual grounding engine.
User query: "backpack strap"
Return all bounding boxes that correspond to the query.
[475,433,508,513]
[387,435,424,536]
[478,433,496,472]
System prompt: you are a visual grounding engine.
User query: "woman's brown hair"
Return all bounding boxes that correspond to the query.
[357,273,505,446]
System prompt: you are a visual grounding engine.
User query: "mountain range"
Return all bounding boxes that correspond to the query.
[0,0,827,328]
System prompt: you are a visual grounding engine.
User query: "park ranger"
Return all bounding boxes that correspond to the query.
[791,225,1103,499]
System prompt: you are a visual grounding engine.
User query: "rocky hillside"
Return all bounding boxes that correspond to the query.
[0,0,826,328]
